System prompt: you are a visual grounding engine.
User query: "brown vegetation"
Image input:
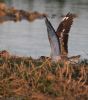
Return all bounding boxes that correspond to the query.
[0,3,47,23]
[0,51,88,100]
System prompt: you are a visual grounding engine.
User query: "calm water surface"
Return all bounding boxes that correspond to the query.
[0,0,88,58]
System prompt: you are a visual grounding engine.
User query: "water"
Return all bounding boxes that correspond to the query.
[0,0,88,58]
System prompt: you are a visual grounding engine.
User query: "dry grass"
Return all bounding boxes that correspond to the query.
[0,54,88,100]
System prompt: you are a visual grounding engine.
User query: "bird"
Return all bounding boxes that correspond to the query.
[45,13,76,61]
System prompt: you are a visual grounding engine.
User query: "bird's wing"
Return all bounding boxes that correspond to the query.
[56,12,75,56]
[45,17,61,60]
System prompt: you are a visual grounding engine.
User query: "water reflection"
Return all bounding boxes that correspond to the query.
[0,0,88,58]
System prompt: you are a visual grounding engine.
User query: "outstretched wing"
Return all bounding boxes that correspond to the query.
[45,17,61,60]
[56,12,75,56]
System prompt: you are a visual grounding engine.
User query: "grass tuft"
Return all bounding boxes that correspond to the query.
[0,54,88,100]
